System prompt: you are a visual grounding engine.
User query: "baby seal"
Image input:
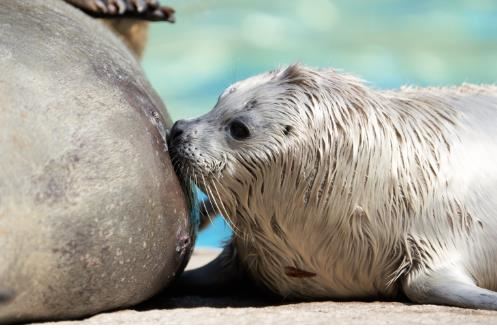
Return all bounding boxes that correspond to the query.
[169,64,497,310]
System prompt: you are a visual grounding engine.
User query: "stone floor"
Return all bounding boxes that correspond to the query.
[48,248,497,325]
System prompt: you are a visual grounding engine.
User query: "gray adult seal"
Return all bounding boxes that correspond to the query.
[0,0,193,323]
[169,64,497,310]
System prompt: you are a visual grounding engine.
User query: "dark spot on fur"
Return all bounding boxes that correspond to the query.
[284,125,292,136]
[245,99,257,111]
[284,266,316,278]
[270,214,285,239]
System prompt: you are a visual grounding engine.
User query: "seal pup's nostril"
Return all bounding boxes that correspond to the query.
[169,120,185,143]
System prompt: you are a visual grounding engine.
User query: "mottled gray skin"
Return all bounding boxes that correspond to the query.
[0,0,193,323]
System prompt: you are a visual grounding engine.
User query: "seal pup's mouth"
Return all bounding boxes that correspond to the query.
[167,120,194,184]
[167,121,204,221]
[168,119,239,232]
[167,119,226,188]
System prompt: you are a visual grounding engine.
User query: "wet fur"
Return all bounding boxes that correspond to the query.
[170,65,497,308]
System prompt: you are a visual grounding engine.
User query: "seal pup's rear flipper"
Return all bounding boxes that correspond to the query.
[403,267,497,310]
[64,0,175,22]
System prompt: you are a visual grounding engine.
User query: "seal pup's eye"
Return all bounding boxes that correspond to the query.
[228,119,251,140]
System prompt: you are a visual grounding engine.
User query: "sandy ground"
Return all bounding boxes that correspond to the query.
[48,248,497,325]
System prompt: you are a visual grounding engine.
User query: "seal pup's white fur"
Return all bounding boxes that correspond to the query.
[169,64,497,309]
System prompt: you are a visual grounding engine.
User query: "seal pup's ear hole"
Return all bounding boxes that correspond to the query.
[283,125,293,136]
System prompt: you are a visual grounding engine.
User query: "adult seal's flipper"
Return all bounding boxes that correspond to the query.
[64,0,175,22]
[403,266,497,310]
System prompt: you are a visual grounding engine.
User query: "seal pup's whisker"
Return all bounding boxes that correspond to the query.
[192,171,216,229]
[203,183,228,230]
[195,175,213,224]
[198,173,216,227]
[205,174,241,236]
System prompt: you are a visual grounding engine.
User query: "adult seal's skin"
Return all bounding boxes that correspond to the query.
[169,64,497,310]
[0,0,193,323]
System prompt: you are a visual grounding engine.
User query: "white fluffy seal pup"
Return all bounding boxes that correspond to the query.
[168,64,497,310]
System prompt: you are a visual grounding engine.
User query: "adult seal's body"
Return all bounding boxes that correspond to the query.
[0,0,193,323]
[169,64,497,310]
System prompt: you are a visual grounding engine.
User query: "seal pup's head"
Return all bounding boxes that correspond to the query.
[168,64,372,228]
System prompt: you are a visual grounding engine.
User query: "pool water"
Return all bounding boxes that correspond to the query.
[142,0,497,247]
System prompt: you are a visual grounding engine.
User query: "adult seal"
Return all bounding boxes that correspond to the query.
[0,0,193,323]
[169,64,497,310]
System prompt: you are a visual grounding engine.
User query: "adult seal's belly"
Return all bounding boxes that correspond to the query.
[0,0,193,323]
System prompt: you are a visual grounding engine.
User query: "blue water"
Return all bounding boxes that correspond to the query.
[195,215,232,247]
[190,188,232,247]
[142,0,497,247]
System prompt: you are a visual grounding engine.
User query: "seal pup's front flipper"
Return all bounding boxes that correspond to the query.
[64,0,175,22]
[403,266,497,310]
[172,244,245,295]
[171,244,254,296]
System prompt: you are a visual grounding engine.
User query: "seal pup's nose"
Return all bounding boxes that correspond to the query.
[169,120,187,144]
